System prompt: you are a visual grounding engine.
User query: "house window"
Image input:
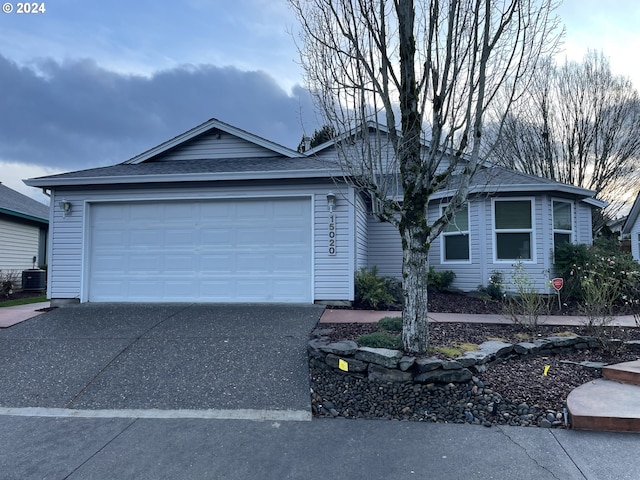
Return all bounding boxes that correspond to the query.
[441,204,470,262]
[494,199,533,261]
[553,200,573,253]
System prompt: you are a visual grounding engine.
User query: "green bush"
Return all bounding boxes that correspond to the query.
[357,331,402,349]
[554,241,640,311]
[478,270,504,301]
[354,267,402,309]
[427,267,456,292]
[377,316,403,332]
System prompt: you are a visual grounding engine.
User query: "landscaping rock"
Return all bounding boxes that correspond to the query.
[441,360,463,370]
[546,336,579,348]
[355,347,403,368]
[514,342,537,355]
[325,354,368,373]
[460,350,493,365]
[368,364,412,383]
[415,368,472,384]
[320,340,359,356]
[398,356,416,371]
[478,341,514,358]
[455,355,477,368]
[415,357,443,372]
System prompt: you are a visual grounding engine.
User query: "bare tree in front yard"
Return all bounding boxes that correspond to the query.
[487,50,640,222]
[289,0,561,353]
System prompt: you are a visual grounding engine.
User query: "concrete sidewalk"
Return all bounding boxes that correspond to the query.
[1,416,637,479]
[0,301,50,328]
[320,308,639,327]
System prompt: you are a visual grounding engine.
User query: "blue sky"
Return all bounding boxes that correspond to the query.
[1,0,639,201]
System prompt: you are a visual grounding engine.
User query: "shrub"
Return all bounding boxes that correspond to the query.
[0,270,19,298]
[377,316,403,332]
[478,270,504,301]
[502,261,551,331]
[554,241,640,311]
[354,267,402,309]
[427,267,456,292]
[357,331,402,349]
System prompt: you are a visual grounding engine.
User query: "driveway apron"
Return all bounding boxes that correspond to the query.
[0,304,323,414]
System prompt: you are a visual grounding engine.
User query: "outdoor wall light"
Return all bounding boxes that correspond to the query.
[59,200,72,217]
[326,192,336,213]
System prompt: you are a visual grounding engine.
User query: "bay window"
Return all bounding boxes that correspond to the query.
[494,199,533,261]
[553,200,573,251]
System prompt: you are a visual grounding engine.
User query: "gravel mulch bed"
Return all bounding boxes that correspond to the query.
[310,290,640,428]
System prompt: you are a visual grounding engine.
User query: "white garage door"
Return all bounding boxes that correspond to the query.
[87,198,312,302]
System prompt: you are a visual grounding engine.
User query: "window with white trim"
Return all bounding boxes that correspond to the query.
[553,200,573,254]
[494,199,533,261]
[441,204,470,262]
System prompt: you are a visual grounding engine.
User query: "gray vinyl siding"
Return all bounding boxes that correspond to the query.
[354,193,368,270]
[153,131,282,161]
[367,217,402,278]
[576,201,594,245]
[631,220,640,261]
[428,200,484,292]
[0,218,42,287]
[48,182,354,302]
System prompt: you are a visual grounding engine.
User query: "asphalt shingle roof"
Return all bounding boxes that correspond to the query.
[29,156,339,183]
[0,183,49,222]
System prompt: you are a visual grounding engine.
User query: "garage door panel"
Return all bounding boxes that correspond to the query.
[130,230,162,247]
[88,198,312,302]
[201,228,233,246]
[200,254,234,272]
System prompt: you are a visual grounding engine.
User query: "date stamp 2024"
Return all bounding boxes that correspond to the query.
[2,2,46,14]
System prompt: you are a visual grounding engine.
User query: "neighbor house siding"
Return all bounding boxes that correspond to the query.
[153,131,282,161]
[631,220,640,261]
[0,218,42,282]
[48,181,354,303]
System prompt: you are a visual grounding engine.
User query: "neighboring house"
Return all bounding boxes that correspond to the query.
[622,193,640,261]
[0,183,49,285]
[25,119,604,306]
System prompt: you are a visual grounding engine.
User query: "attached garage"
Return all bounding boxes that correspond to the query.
[87,197,313,303]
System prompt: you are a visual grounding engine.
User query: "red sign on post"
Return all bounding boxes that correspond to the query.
[552,278,564,291]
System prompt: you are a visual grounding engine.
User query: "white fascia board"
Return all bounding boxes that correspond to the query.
[24,169,339,188]
[430,183,597,201]
[124,118,303,164]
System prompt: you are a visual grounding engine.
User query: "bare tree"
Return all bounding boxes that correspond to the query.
[489,51,640,221]
[289,0,561,353]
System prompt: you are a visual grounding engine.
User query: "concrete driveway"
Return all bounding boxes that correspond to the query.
[0,304,323,418]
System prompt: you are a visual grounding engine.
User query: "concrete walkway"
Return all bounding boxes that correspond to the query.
[0,301,50,328]
[320,308,639,327]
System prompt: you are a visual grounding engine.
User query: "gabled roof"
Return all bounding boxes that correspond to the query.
[123,117,303,164]
[0,183,49,224]
[622,192,640,234]
[24,157,342,188]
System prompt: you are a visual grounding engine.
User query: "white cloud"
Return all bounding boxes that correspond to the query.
[0,161,59,205]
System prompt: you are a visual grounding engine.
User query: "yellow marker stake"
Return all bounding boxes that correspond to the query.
[543,365,550,376]
[338,358,349,372]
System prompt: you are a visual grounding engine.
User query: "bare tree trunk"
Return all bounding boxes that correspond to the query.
[400,222,430,353]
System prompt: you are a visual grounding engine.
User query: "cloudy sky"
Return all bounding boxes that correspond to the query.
[1,0,639,203]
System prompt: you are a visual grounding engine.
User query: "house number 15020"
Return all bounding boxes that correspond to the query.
[328,214,336,256]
